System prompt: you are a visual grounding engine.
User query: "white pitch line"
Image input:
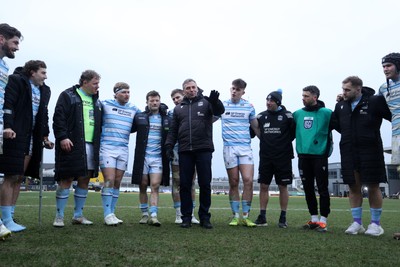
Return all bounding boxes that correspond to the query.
[15,204,400,212]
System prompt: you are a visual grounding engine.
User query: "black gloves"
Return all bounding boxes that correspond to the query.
[165,145,174,161]
[205,90,224,116]
[208,90,220,105]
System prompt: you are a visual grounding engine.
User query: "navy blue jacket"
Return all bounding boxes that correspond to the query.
[53,85,101,180]
[0,72,51,177]
[331,87,391,184]
[165,93,224,152]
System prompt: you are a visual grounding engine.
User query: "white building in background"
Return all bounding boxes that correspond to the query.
[328,161,399,197]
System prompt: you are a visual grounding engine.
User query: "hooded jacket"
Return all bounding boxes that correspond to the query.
[0,68,51,177]
[165,90,225,153]
[293,100,333,158]
[53,85,101,180]
[331,87,391,184]
[131,103,171,186]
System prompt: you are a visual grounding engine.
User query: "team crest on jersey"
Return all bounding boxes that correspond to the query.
[303,117,314,129]
[278,115,283,121]
[360,104,368,114]
[198,101,204,107]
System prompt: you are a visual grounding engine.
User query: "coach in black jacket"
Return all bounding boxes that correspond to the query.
[165,79,224,229]
[0,60,53,232]
[331,76,391,236]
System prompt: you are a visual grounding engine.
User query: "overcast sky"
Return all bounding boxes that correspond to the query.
[2,0,398,178]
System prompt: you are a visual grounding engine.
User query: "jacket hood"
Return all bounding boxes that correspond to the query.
[182,94,203,104]
[71,84,99,100]
[13,66,24,75]
[303,99,325,111]
[12,66,49,88]
[144,103,169,115]
[197,87,204,97]
[362,86,375,96]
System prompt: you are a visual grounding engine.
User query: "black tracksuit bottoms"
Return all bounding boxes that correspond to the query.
[298,157,331,218]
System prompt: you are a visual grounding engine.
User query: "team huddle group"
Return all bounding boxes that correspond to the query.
[1,23,400,241]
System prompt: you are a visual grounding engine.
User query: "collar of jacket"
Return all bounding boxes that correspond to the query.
[182,95,202,104]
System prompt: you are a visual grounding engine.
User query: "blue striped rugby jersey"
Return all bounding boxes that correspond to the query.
[145,114,162,158]
[0,59,9,122]
[31,82,41,130]
[220,98,256,146]
[100,99,140,147]
[379,78,400,135]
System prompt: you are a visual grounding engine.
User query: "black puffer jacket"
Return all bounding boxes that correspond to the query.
[165,93,224,152]
[53,85,101,180]
[0,71,51,177]
[331,87,391,184]
[131,104,171,186]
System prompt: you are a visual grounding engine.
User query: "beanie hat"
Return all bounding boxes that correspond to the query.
[267,90,282,106]
[382,53,400,71]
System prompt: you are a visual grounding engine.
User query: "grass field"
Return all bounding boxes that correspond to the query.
[1,191,400,266]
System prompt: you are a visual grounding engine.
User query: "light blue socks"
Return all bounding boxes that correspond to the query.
[101,187,113,217]
[351,207,362,225]
[111,188,120,214]
[1,206,25,232]
[73,187,88,218]
[56,187,70,218]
